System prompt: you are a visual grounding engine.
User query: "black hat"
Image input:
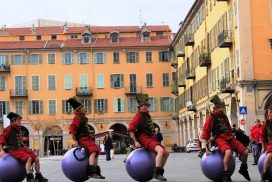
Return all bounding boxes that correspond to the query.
[7,112,22,121]
[136,94,150,107]
[68,97,84,111]
[210,94,224,108]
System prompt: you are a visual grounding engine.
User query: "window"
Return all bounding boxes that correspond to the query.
[234,0,238,28]
[15,101,23,115]
[126,52,139,63]
[51,35,57,40]
[113,52,120,64]
[71,34,78,39]
[36,35,41,40]
[80,74,88,88]
[110,32,119,42]
[19,36,25,41]
[236,49,240,77]
[0,76,6,91]
[29,100,43,115]
[110,74,124,88]
[160,97,174,111]
[82,33,91,44]
[162,73,169,87]
[146,73,153,87]
[142,32,150,41]
[148,97,157,112]
[96,74,104,89]
[156,32,163,38]
[62,100,73,114]
[94,99,107,113]
[114,98,124,112]
[78,52,89,64]
[159,51,169,62]
[81,99,91,113]
[127,97,137,112]
[31,75,39,90]
[0,101,9,117]
[29,54,42,64]
[94,52,106,64]
[64,75,72,89]
[146,52,152,62]
[48,100,56,115]
[62,53,74,64]
[13,55,24,65]
[48,75,56,90]
[48,53,56,64]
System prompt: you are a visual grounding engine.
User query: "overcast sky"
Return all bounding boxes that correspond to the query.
[0,0,195,33]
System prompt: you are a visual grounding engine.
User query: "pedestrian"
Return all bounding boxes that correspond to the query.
[250,119,262,165]
[103,133,113,161]
[201,94,250,182]
[260,106,272,182]
[127,93,169,181]
[68,97,105,179]
[0,112,48,182]
[155,127,163,143]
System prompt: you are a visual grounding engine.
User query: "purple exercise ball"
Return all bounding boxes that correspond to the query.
[125,148,156,182]
[61,147,89,182]
[0,153,26,182]
[258,152,272,174]
[201,150,236,181]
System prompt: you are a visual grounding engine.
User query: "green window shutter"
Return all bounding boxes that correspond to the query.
[62,100,65,113]
[104,99,108,112]
[40,100,43,114]
[28,101,32,115]
[87,100,91,113]
[94,53,97,63]
[120,74,124,88]
[22,55,25,64]
[103,52,106,63]
[121,98,125,112]
[62,53,65,64]
[110,75,114,88]
[154,98,157,111]
[160,98,163,111]
[5,101,9,113]
[127,98,131,112]
[39,54,42,64]
[71,54,74,63]
[23,76,26,90]
[114,98,118,112]
[94,100,98,113]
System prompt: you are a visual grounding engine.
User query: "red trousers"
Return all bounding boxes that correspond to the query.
[8,147,37,163]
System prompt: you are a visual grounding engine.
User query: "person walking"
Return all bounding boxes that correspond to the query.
[250,119,262,165]
[127,93,169,181]
[103,133,113,161]
[155,127,163,143]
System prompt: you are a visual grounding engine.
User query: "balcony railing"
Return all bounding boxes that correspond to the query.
[171,83,178,96]
[199,53,211,67]
[10,89,28,98]
[125,86,142,95]
[76,87,93,96]
[220,77,235,94]
[177,51,185,57]
[184,34,194,46]
[170,60,178,69]
[186,69,196,79]
[0,64,10,72]
[218,30,232,48]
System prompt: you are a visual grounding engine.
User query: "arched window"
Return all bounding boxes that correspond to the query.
[110,32,119,43]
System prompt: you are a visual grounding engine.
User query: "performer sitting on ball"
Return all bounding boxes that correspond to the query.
[201,95,250,182]
[127,93,169,181]
[0,112,48,182]
[68,97,105,179]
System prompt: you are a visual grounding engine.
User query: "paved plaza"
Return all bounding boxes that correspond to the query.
[23,152,260,182]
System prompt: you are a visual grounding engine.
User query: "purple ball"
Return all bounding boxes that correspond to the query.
[0,153,26,182]
[258,152,272,174]
[125,148,156,182]
[61,148,89,182]
[200,150,236,181]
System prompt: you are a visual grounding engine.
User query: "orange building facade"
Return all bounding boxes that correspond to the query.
[0,23,176,155]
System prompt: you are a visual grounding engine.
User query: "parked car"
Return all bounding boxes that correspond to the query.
[186,138,201,153]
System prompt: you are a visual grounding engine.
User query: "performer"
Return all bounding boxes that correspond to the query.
[127,94,169,181]
[0,112,48,182]
[68,97,105,179]
[201,95,250,182]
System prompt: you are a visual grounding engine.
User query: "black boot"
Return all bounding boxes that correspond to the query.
[154,167,167,181]
[260,172,269,182]
[239,163,251,181]
[88,165,104,179]
[96,166,106,179]
[222,170,232,182]
[35,173,48,182]
[26,173,39,182]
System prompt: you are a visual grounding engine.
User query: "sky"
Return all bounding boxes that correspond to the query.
[0,0,195,33]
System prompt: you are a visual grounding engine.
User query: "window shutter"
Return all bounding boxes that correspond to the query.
[5,101,9,113]
[94,100,98,113]
[87,100,91,113]
[40,100,43,114]
[110,75,114,88]
[23,76,26,90]
[103,53,106,63]
[62,53,65,64]
[39,54,42,64]
[62,100,65,113]
[11,55,14,65]
[71,54,74,63]
[120,74,124,87]
[160,98,163,111]
[170,98,174,111]
[22,55,25,64]
[114,98,118,112]
[28,101,32,115]
[94,53,97,63]
[127,98,131,112]
[136,52,139,62]
[154,98,157,111]
[121,98,125,112]
[104,99,108,112]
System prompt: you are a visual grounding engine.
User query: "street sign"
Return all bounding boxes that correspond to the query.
[240,119,246,125]
[239,106,247,115]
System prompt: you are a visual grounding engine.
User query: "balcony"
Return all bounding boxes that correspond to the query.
[125,86,142,95]
[171,83,178,96]
[178,80,186,88]
[218,30,232,48]
[199,53,211,67]
[171,60,178,69]
[220,78,235,94]
[76,87,93,96]
[10,89,28,98]
[177,51,185,58]
[0,64,10,72]
[186,69,195,80]
[184,34,194,46]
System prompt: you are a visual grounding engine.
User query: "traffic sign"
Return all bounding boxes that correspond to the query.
[239,106,247,115]
[240,119,246,125]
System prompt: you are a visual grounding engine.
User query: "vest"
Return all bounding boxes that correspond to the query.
[210,113,231,138]
[265,119,272,141]
[75,114,93,140]
[6,126,24,150]
[136,112,155,137]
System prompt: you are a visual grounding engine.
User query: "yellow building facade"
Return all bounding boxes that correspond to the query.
[0,23,176,155]
[171,0,272,147]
